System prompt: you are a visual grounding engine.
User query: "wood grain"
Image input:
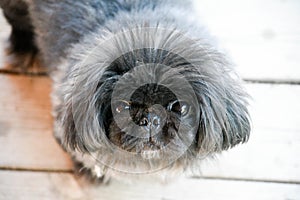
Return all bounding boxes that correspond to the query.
[1,170,299,200]
[0,75,72,171]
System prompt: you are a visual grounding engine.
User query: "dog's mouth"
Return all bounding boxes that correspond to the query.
[108,129,175,158]
[135,138,165,159]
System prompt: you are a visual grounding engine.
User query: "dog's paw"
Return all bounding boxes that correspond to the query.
[73,161,110,185]
[1,47,47,75]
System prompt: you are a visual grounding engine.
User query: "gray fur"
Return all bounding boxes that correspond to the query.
[1,0,250,180]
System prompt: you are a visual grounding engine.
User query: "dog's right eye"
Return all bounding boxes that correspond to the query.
[115,100,131,113]
[167,100,190,116]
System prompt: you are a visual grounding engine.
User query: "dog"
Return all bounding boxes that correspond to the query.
[0,0,250,182]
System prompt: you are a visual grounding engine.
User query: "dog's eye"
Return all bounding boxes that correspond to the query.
[167,100,189,116]
[115,100,131,113]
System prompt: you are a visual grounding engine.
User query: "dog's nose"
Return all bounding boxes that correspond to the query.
[139,113,161,130]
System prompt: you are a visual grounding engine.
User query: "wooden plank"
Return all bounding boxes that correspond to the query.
[0,170,299,200]
[1,0,300,80]
[194,0,300,81]
[0,75,72,171]
[220,39,300,81]
[0,74,300,183]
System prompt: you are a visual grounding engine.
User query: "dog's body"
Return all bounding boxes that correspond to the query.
[1,0,250,182]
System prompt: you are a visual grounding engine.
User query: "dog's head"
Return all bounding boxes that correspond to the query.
[56,27,250,173]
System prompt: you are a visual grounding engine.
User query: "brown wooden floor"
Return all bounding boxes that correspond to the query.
[0,1,300,199]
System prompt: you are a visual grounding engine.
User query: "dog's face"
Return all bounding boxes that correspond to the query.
[109,83,186,154]
[57,28,251,173]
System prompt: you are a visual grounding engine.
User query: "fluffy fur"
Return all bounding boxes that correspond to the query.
[0,0,250,181]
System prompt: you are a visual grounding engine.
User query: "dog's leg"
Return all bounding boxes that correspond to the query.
[0,0,44,74]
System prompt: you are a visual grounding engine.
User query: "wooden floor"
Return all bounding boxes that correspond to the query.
[0,1,300,199]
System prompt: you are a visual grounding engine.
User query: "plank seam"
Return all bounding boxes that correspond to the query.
[192,176,300,185]
[244,79,300,85]
[1,167,299,185]
[0,166,73,173]
[0,69,47,76]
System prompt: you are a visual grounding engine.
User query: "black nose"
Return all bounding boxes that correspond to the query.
[139,113,161,130]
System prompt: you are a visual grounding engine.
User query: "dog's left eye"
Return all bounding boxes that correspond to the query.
[167,100,190,116]
[115,100,131,113]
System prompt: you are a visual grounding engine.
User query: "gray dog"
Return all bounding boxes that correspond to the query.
[0,0,250,182]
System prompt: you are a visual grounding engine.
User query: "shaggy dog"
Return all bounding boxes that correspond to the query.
[0,0,250,182]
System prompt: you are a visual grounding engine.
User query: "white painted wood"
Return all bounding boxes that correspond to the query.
[1,0,300,80]
[194,0,300,38]
[0,75,72,171]
[1,170,299,200]
[193,0,300,80]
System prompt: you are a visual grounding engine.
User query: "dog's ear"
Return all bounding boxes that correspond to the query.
[53,98,89,152]
[61,103,81,151]
[195,79,251,153]
[221,91,251,150]
[54,69,118,153]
